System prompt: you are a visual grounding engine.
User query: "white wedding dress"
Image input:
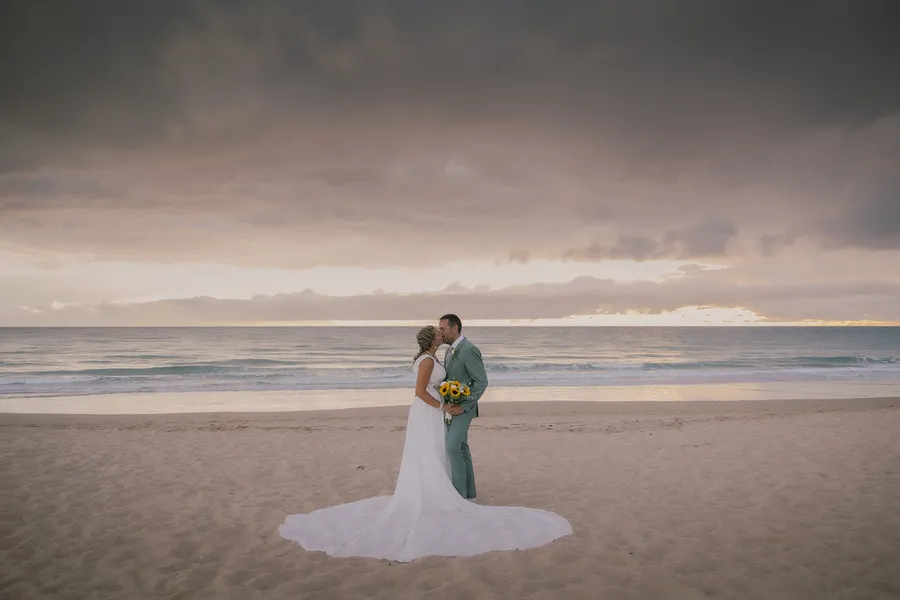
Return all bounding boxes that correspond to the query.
[278,354,573,562]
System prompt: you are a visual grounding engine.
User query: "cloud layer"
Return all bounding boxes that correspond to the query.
[7,268,900,326]
[1,1,899,323]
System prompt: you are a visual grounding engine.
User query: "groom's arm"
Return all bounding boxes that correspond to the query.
[459,345,488,412]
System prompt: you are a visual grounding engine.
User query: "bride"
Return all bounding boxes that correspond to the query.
[278,325,573,562]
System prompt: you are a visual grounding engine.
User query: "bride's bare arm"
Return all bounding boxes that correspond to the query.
[414,357,442,408]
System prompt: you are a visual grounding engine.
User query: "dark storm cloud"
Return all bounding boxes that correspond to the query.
[0,1,189,158]
[1,0,899,265]
[5,1,900,139]
[818,173,900,251]
[564,219,738,261]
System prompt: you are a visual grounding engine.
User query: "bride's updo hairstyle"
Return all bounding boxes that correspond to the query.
[414,325,439,362]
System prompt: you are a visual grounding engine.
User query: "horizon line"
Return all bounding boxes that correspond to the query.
[2,322,898,328]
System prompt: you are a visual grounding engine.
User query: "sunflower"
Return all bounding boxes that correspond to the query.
[439,382,451,395]
[449,386,461,398]
[462,385,471,396]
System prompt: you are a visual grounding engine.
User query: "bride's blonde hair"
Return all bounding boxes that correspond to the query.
[414,325,439,362]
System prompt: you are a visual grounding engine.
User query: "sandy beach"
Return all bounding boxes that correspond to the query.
[2,397,899,599]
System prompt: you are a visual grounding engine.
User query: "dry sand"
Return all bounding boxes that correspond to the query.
[2,397,899,599]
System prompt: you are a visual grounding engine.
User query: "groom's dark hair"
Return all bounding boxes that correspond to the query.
[440,313,463,332]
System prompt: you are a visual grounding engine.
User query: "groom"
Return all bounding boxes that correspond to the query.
[438,313,488,501]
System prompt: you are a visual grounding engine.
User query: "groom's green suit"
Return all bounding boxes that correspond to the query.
[443,336,488,499]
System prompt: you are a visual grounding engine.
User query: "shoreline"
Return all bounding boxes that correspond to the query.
[1,396,896,428]
[2,379,900,415]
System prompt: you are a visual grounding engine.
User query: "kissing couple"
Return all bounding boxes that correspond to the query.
[279,313,572,562]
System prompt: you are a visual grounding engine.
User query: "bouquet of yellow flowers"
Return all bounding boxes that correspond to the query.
[438,380,471,423]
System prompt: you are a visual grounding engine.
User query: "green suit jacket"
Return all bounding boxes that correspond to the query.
[443,337,488,417]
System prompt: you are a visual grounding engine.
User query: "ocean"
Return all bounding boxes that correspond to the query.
[1,327,899,413]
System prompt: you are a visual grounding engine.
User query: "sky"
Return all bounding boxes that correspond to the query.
[1,0,899,326]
